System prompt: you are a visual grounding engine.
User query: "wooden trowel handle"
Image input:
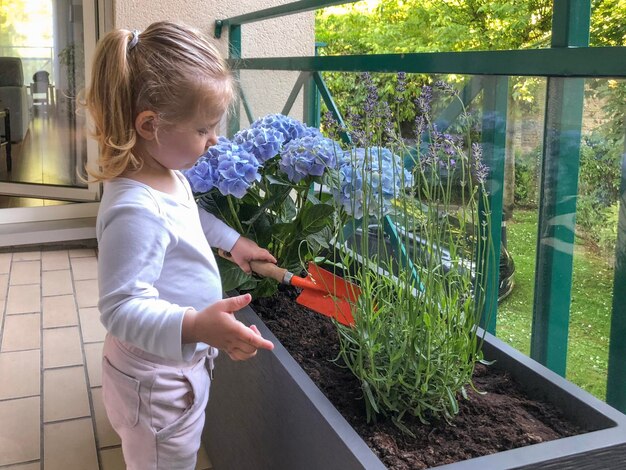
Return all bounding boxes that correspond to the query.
[218,249,290,284]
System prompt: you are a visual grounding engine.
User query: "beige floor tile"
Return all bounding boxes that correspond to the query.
[44,418,98,470]
[99,447,125,470]
[71,256,98,281]
[1,314,40,352]
[10,261,41,286]
[42,270,73,297]
[43,327,83,369]
[0,253,11,274]
[42,294,78,328]
[0,396,40,466]
[91,387,121,448]
[13,251,41,262]
[84,342,103,387]
[69,248,96,258]
[43,366,90,422]
[80,307,107,343]
[69,248,97,258]
[0,350,40,400]
[42,250,70,271]
[0,273,8,300]
[75,279,99,308]
[6,284,41,314]
[196,445,213,470]
[4,462,41,470]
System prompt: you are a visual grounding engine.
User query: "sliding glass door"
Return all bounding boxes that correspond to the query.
[0,0,100,211]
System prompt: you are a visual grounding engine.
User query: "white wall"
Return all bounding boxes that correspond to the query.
[113,0,314,130]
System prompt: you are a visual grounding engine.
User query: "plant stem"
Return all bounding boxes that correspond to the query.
[227,196,245,234]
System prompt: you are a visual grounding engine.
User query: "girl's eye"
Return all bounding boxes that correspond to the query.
[197,129,209,135]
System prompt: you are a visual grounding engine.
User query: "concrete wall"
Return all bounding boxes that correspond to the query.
[113,0,314,131]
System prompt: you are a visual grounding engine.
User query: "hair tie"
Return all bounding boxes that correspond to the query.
[128,30,140,51]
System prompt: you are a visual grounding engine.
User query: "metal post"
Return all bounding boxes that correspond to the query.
[479,76,508,333]
[303,42,326,127]
[530,0,590,376]
[228,24,242,137]
[606,128,626,411]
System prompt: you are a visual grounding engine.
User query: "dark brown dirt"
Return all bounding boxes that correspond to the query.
[252,286,584,470]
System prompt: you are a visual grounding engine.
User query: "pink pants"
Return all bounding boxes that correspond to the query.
[102,334,215,470]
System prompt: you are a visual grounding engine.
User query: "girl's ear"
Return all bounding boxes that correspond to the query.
[135,111,158,140]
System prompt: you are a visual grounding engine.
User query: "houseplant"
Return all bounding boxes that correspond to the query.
[194,77,626,468]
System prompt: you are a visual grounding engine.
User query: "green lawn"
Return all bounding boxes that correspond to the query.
[496,209,613,400]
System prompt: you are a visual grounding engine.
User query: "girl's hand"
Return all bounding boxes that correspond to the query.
[183,294,274,361]
[229,236,277,274]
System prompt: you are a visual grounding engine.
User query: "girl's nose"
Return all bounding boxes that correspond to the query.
[206,132,218,149]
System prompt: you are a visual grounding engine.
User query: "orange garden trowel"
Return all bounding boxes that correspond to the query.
[219,250,360,326]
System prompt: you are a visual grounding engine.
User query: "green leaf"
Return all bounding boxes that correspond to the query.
[297,203,335,236]
[250,277,279,298]
[361,380,379,414]
[215,256,252,292]
[271,223,295,242]
[243,185,292,226]
[306,227,332,252]
[198,191,230,222]
[265,174,291,186]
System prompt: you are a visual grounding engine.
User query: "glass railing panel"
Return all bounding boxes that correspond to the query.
[568,78,625,400]
[496,76,547,355]
[237,68,625,404]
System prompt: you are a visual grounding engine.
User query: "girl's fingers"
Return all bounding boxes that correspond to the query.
[218,294,252,313]
[228,347,257,361]
[244,329,274,351]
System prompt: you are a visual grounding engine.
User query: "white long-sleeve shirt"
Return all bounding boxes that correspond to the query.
[96,173,240,363]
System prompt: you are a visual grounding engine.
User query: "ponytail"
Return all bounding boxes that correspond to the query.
[86,29,141,180]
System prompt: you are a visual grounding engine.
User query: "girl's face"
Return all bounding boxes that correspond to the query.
[141,112,223,171]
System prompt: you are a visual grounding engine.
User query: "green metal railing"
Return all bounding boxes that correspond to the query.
[214,0,626,412]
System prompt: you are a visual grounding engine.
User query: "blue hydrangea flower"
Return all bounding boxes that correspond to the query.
[185,158,217,193]
[184,137,261,199]
[233,127,285,163]
[333,147,413,218]
[251,113,314,144]
[279,135,341,183]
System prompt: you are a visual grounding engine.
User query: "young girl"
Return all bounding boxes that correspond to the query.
[86,21,276,469]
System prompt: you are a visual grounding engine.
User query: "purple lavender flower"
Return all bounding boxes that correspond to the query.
[414,115,427,137]
[362,73,379,117]
[279,136,340,183]
[434,80,459,96]
[415,85,432,115]
[471,142,488,184]
[395,72,406,103]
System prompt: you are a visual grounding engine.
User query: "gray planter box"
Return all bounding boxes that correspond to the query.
[202,304,626,470]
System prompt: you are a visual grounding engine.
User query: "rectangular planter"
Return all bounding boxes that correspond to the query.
[202,304,626,469]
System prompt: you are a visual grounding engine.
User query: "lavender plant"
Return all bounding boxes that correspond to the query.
[185,113,342,295]
[327,74,493,432]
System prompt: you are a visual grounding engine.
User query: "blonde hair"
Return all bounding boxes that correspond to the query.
[85,21,233,181]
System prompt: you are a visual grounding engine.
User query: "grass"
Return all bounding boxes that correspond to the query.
[496,208,613,400]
